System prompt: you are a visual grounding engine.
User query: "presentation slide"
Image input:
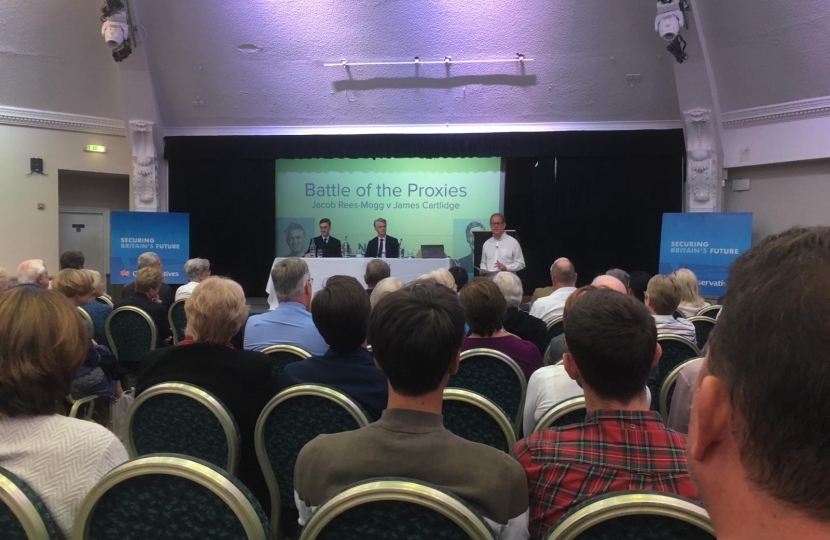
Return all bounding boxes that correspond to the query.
[275,158,503,272]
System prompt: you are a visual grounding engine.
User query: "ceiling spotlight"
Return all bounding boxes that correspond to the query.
[655,0,685,41]
[516,53,525,61]
[414,56,420,64]
[444,56,452,63]
[101,0,132,61]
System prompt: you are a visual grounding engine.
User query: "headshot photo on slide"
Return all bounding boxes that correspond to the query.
[277,217,316,257]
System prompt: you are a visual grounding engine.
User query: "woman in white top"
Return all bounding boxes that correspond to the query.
[0,287,128,537]
[673,268,710,318]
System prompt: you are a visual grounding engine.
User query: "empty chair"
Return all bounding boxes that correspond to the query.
[687,316,716,350]
[167,299,187,345]
[542,491,714,540]
[546,315,564,340]
[442,389,516,453]
[71,455,270,540]
[449,348,527,435]
[533,396,587,433]
[255,384,371,538]
[696,304,721,319]
[261,344,311,381]
[654,335,701,399]
[0,466,61,540]
[105,306,157,369]
[298,478,496,540]
[123,382,240,474]
[659,357,703,421]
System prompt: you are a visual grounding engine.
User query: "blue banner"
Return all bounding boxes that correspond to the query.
[659,212,752,297]
[110,211,190,284]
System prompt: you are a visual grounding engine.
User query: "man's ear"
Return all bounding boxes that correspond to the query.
[653,343,662,366]
[448,351,461,376]
[373,356,384,372]
[688,372,733,462]
[563,353,580,381]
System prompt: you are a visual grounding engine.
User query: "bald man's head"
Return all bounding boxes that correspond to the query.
[550,258,577,289]
[592,275,626,294]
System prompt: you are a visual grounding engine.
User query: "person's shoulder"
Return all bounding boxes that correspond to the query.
[43,415,122,449]
[451,431,526,475]
[297,429,366,466]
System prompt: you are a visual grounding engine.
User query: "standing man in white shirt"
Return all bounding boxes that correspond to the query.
[529,258,577,324]
[479,213,525,275]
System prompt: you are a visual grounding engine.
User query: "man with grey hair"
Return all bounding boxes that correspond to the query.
[364,218,399,258]
[530,258,578,324]
[175,258,212,301]
[16,259,49,288]
[121,252,175,307]
[244,258,327,355]
[592,274,627,294]
[364,259,391,295]
[495,272,548,355]
[606,268,630,290]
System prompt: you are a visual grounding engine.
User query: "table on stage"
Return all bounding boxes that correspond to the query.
[265,257,454,310]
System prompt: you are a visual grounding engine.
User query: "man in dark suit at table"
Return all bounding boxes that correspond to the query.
[364,218,399,259]
[304,218,342,258]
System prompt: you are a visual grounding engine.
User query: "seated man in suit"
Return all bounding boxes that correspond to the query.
[364,259,390,296]
[121,252,175,308]
[280,276,387,420]
[645,274,696,342]
[364,218,399,258]
[294,281,529,539]
[304,218,342,258]
[513,289,698,537]
[687,227,830,540]
[529,258,577,322]
[244,258,328,355]
[113,266,172,348]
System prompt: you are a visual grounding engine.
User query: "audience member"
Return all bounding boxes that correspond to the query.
[645,275,696,342]
[529,258,577,323]
[513,289,698,537]
[175,258,211,300]
[665,357,703,434]
[672,268,710,318]
[687,227,830,540]
[281,277,387,420]
[448,265,468,291]
[369,277,403,310]
[16,259,49,289]
[137,277,279,511]
[591,274,626,293]
[121,252,175,307]
[294,282,529,539]
[461,277,543,381]
[605,268,630,290]
[0,287,128,537]
[542,285,596,367]
[0,267,9,292]
[80,270,112,348]
[244,258,327,355]
[628,270,651,302]
[494,271,548,355]
[430,267,458,291]
[52,269,122,401]
[59,250,85,270]
[113,267,172,348]
[363,259,391,295]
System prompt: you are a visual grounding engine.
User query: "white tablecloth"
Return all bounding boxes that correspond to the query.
[266,257,454,310]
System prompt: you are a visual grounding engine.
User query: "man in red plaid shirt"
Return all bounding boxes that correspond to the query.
[511,288,699,539]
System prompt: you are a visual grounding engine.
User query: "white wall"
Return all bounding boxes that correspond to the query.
[0,124,131,274]
[724,159,830,244]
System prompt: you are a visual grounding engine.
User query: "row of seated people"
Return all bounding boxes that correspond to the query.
[4,226,829,540]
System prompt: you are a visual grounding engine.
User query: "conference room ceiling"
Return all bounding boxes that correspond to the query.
[1,0,828,129]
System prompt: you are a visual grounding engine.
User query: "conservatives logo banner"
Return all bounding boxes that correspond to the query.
[110,211,190,285]
[659,212,752,297]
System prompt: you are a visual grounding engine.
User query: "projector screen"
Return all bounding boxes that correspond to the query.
[275,158,503,271]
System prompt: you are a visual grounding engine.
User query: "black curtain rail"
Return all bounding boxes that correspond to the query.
[164,130,685,161]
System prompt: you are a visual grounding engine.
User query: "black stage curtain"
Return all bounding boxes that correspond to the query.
[167,130,684,295]
[168,159,276,297]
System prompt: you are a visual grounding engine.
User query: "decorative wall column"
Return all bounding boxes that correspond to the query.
[684,108,718,212]
[130,120,158,211]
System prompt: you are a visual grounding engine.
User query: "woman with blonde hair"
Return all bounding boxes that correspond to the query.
[136,276,279,512]
[51,269,122,401]
[0,287,128,537]
[80,269,112,348]
[672,268,710,318]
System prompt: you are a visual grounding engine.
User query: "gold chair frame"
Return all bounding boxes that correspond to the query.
[71,455,269,540]
[122,382,240,475]
[254,384,371,539]
[442,388,517,449]
[534,396,586,433]
[105,306,158,362]
[458,348,528,436]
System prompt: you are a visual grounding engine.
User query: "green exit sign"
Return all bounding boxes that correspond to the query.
[85,145,107,153]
